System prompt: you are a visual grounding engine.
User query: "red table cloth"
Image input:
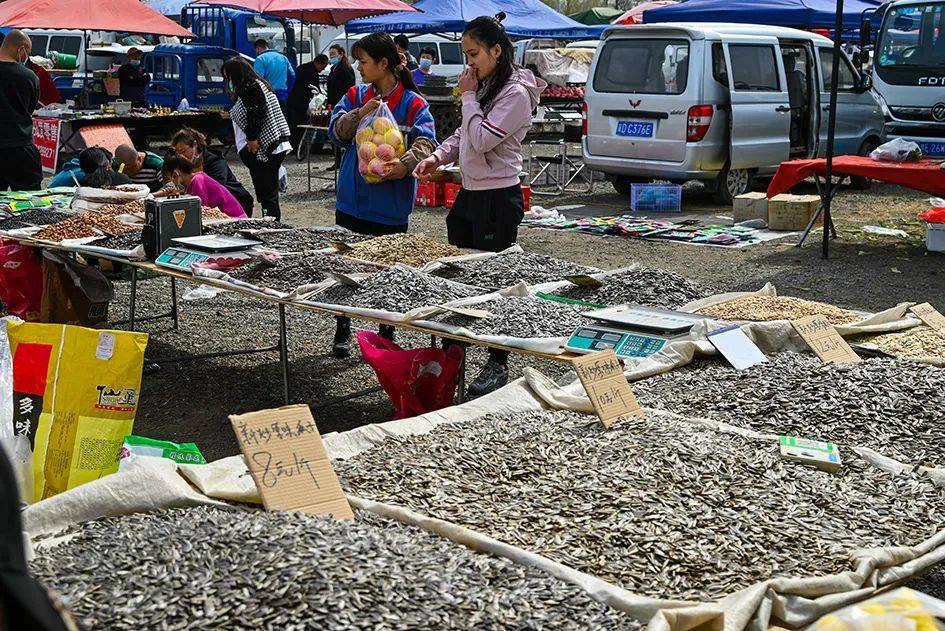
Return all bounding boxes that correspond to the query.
[767,156,945,198]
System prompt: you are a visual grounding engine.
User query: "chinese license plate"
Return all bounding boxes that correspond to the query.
[919,141,945,157]
[615,121,654,138]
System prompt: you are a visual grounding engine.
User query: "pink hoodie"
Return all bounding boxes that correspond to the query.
[433,68,546,191]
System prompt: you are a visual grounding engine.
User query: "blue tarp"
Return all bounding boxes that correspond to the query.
[643,0,884,32]
[345,0,606,39]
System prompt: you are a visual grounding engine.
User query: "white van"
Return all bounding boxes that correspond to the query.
[584,24,886,202]
[323,33,464,78]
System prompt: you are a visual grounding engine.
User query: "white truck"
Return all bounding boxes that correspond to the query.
[864,0,945,156]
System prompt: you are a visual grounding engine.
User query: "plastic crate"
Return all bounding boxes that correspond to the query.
[928,222,945,252]
[630,183,682,213]
[415,181,445,207]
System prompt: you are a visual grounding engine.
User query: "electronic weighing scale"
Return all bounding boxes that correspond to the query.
[566,305,714,358]
[155,235,261,273]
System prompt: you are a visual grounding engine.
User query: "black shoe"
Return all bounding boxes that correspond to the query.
[379,324,395,342]
[332,318,351,358]
[467,361,509,397]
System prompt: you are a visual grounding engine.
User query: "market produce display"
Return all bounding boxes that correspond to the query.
[431,251,601,290]
[635,353,945,467]
[313,265,485,313]
[337,409,945,602]
[696,295,862,324]
[541,86,585,100]
[522,215,765,247]
[228,254,381,293]
[90,229,143,251]
[855,326,945,362]
[549,266,711,309]
[33,213,137,242]
[346,233,462,268]
[31,507,627,630]
[435,296,589,338]
[0,209,73,231]
[206,218,293,235]
[255,227,372,253]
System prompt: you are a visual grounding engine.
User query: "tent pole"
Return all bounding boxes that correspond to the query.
[822,0,844,259]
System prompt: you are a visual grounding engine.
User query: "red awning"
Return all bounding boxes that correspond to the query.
[200,0,417,27]
[0,0,194,37]
[614,0,677,25]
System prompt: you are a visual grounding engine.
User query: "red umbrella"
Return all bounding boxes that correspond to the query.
[200,0,417,27]
[614,0,678,25]
[0,0,193,37]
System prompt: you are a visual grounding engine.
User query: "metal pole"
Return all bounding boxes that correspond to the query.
[129,266,138,330]
[170,277,179,331]
[822,0,845,259]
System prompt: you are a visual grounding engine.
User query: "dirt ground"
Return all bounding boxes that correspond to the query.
[82,151,943,462]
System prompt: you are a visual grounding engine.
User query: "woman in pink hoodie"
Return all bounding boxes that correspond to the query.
[414,13,546,396]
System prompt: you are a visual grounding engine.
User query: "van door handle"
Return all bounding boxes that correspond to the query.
[775,105,792,113]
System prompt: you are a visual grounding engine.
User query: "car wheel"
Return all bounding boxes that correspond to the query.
[712,166,751,204]
[850,139,879,190]
[611,176,633,197]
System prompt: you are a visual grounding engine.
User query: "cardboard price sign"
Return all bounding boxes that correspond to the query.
[571,349,642,428]
[230,404,353,519]
[910,303,945,335]
[792,315,861,364]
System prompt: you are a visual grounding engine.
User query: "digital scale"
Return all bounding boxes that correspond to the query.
[155,235,261,272]
[566,305,714,358]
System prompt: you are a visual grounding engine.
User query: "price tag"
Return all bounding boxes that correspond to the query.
[325,271,362,287]
[707,324,766,370]
[230,404,353,520]
[792,315,861,364]
[564,274,603,288]
[910,303,945,336]
[571,349,642,428]
[327,240,353,253]
[439,305,492,319]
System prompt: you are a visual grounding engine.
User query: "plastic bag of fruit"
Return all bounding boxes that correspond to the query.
[354,101,406,183]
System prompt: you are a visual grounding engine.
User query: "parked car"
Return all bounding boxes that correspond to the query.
[583,23,885,202]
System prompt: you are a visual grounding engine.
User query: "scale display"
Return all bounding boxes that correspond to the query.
[566,305,713,358]
[155,247,214,272]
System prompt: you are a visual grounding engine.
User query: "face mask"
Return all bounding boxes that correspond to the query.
[419,59,433,70]
[329,56,340,66]
[130,60,140,67]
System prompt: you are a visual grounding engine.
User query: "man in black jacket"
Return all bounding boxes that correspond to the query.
[0,30,42,191]
[288,54,328,149]
[117,48,150,107]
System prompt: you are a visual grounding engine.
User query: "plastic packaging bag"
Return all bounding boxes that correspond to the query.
[0,240,44,321]
[354,101,406,183]
[357,331,464,420]
[920,199,945,224]
[40,250,114,326]
[812,588,945,631]
[870,138,922,162]
[119,435,206,470]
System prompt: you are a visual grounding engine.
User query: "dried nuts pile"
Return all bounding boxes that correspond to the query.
[697,295,861,324]
[34,213,137,242]
[348,233,462,267]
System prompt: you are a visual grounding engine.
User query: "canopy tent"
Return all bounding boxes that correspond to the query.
[643,0,883,31]
[0,0,194,37]
[345,0,606,39]
[568,7,622,25]
[200,0,416,27]
[614,1,677,25]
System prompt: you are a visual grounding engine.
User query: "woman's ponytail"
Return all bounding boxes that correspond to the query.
[79,147,114,188]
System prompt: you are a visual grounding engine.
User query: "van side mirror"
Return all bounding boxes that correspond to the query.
[858,73,873,92]
[860,18,871,48]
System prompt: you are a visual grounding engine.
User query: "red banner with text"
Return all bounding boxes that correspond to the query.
[32,118,61,174]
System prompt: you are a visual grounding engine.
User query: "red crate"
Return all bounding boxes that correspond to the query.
[415,181,445,207]
[521,184,531,213]
[444,183,462,209]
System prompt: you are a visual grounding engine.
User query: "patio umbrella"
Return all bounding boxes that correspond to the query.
[200,0,417,27]
[0,0,193,37]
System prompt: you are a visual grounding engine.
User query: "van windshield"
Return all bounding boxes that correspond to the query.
[877,2,945,68]
[594,38,689,94]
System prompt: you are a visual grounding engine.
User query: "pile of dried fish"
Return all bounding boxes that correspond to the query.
[855,326,945,362]
[697,295,861,324]
[635,352,945,467]
[435,296,588,338]
[34,213,137,242]
[256,227,371,253]
[348,233,462,267]
[550,266,710,309]
[0,209,72,231]
[207,218,293,235]
[229,254,380,293]
[313,265,485,313]
[90,229,142,251]
[338,409,945,602]
[432,252,601,290]
[30,506,627,630]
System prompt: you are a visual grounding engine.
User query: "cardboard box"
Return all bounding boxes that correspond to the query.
[767,194,821,231]
[415,181,445,207]
[733,192,769,224]
[444,183,462,209]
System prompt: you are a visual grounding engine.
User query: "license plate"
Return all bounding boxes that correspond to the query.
[615,121,654,138]
[919,141,945,157]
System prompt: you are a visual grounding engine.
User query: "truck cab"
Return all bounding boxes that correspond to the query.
[144,44,237,110]
[181,4,297,64]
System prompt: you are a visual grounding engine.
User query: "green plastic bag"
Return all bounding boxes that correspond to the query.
[119,435,206,470]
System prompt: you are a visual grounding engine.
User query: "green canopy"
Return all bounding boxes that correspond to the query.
[567,6,622,24]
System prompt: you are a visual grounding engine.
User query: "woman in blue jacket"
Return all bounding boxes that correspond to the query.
[328,32,436,356]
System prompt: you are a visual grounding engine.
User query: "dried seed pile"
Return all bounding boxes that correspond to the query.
[90,229,143,251]
[30,506,628,630]
[0,209,72,231]
[229,255,380,293]
[34,213,137,242]
[550,266,709,309]
[338,410,945,602]
[697,295,861,324]
[635,352,945,467]
[432,252,601,290]
[348,233,462,267]
[256,227,371,253]
[436,296,588,338]
[314,265,485,313]
[207,218,293,235]
[856,326,945,361]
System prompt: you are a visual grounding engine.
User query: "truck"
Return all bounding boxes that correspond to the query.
[180,4,298,63]
[862,0,945,156]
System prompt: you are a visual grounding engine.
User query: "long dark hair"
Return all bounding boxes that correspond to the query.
[329,43,351,68]
[79,147,113,188]
[351,33,419,94]
[463,13,515,110]
[162,155,196,178]
[222,57,274,102]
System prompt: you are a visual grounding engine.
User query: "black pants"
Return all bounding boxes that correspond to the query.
[446,185,524,252]
[0,145,42,191]
[240,148,285,220]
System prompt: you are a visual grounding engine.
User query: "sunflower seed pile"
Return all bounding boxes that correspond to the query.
[905,565,945,600]
[313,265,485,313]
[855,326,945,361]
[347,233,462,267]
[229,254,380,293]
[0,209,72,231]
[256,227,371,253]
[432,252,601,290]
[550,266,710,309]
[30,506,629,630]
[206,218,293,235]
[34,213,137,242]
[435,296,589,338]
[90,229,143,251]
[697,295,861,324]
[337,409,945,602]
[635,352,945,467]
